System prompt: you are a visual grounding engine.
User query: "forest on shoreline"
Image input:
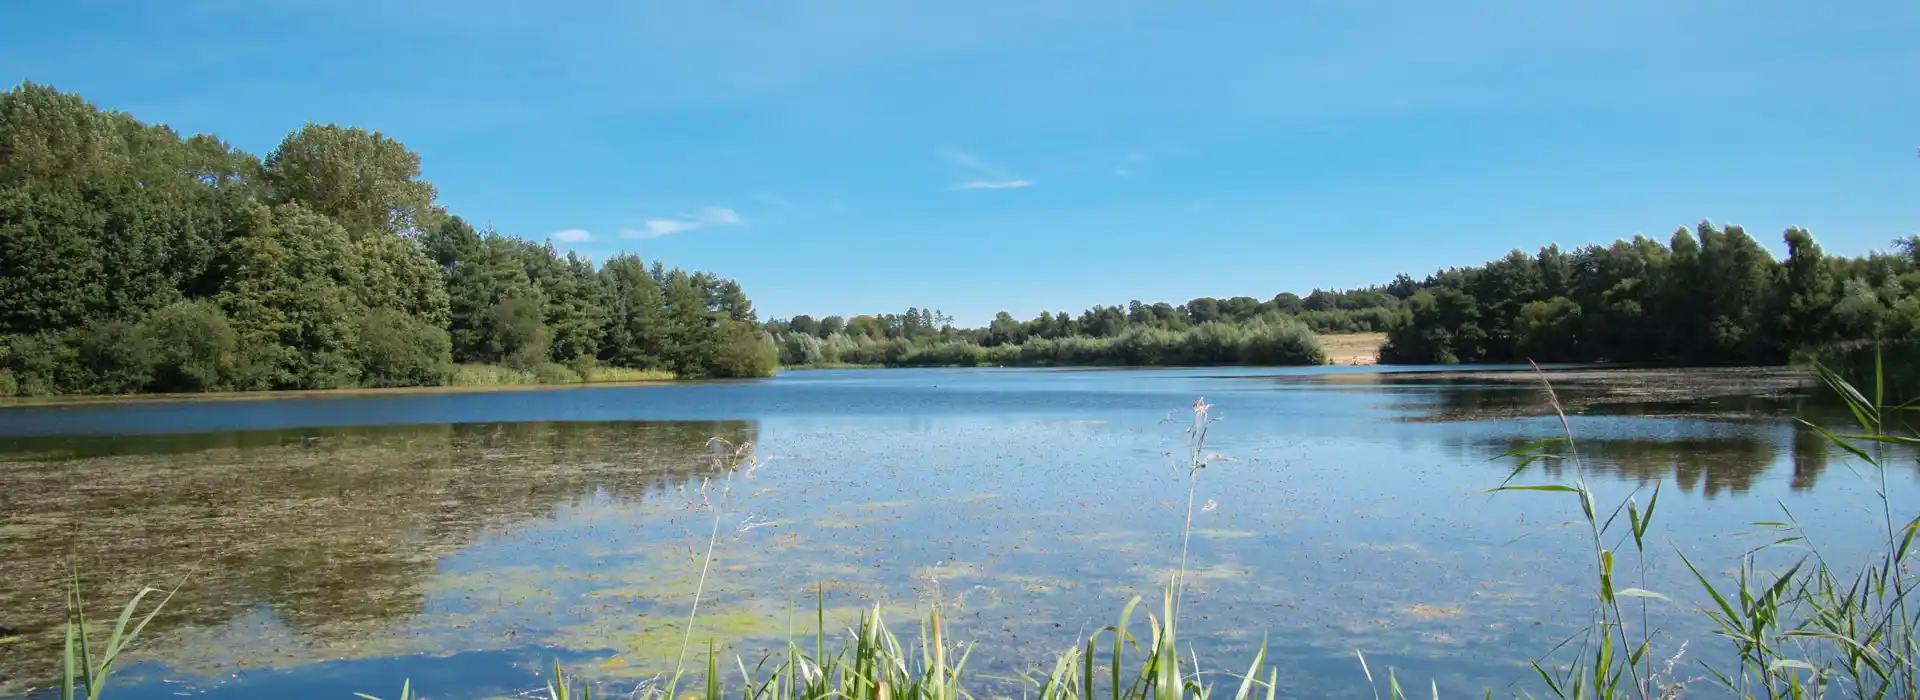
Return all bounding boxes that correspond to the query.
[0,83,777,398]
[6,82,1915,398]
[767,224,1920,372]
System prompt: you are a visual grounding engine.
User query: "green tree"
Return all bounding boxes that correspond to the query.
[263,124,437,239]
[144,300,237,392]
[1515,297,1583,361]
[217,204,364,389]
[345,231,452,327]
[599,253,668,369]
[78,319,154,394]
[662,268,718,377]
[1779,227,1835,352]
[357,307,452,387]
[706,321,779,378]
[445,233,540,363]
[486,293,551,370]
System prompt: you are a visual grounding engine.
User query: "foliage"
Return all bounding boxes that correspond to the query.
[704,322,780,378]
[76,320,153,394]
[1493,355,1920,699]
[357,308,453,388]
[577,365,675,383]
[143,300,237,392]
[770,290,1394,363]
[0,83,770,395]
[263,123,437,239]
[1381,222,1920,366]
[776,316,1324,368]
[447,363,537,386]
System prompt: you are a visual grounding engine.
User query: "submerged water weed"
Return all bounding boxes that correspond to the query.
[62,398,1282,700]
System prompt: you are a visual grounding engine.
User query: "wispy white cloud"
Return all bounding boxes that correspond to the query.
[549,228,593,243]
[620,206,745,239]
[623,219,701,239]
[941,147,1032,192]
[952,179,1033,190]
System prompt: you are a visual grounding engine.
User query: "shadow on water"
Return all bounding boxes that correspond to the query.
[0,420,754,690]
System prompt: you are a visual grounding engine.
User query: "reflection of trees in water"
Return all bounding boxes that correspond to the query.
[1474,431,1818,498]
[0,419,753,688]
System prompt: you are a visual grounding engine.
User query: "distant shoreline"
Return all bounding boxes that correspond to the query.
[0,376,682,410]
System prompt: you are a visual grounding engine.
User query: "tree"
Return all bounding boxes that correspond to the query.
[345,230,452,327]
[706,320,779,378]
[787,314,820,337]
[78,319,154,394]
[599,253,668,369]
[358,307,452,387]
[445,233,539,363]
[541,251,607,364]
[144,300,237,392]
[1186,297,1223,324]
[217,204,364,389]
[0,83,779,395]
[1779,227,1835,351]
[263,124,437,239]
[662,268,718,377]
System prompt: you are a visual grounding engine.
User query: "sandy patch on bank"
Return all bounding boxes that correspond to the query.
[1321,332,1386,366]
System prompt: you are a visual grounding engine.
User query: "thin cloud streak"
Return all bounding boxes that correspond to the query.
[549,228,593,242]
[620,206,745,239]
[952,179,1033,190]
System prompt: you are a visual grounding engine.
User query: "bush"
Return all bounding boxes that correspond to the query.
[3,332,82,396]
[705,320,779,378]
[144,300,238,392]
[0,369,15,397]
[1237,317,1325,365]
[531,362,583,384]
[357,308,453,388]
[78,320,155,394]
[779,333,824,366]
[228,338,283,392]
[1179,322,1243,365]
[486,294,551,370]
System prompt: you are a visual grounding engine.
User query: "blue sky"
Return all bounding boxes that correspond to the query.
[4,1,1916,325]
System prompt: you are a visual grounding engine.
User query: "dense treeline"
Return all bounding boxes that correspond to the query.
[1379,222,1920,365]
[763,299,1336,368]
[769,221,1920,372]
[0,83,774,397]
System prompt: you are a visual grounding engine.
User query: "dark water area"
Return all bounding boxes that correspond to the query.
[0,365,1913,699]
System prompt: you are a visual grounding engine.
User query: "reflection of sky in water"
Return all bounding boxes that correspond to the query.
[2,367,1917,699]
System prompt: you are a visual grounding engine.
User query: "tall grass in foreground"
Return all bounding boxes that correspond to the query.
[1495,355,1919,699]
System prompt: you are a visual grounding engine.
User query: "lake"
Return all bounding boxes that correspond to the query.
[0,365,1911,699]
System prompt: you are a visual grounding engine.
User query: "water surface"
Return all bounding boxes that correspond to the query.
[1,366,1911,698]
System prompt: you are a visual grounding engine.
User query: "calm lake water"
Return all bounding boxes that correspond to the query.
[1,366,1913,699]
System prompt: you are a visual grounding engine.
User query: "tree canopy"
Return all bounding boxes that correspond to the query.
[0,83,775,396]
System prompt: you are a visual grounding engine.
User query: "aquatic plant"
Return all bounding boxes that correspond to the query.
[1493,353,1920,699]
